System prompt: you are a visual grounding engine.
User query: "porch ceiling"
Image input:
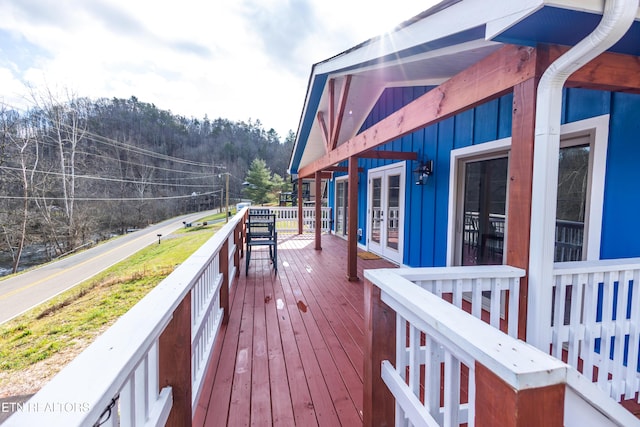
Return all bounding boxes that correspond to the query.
[289,0,640,177]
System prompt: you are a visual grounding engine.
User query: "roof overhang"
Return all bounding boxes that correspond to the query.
[288,0,640,177]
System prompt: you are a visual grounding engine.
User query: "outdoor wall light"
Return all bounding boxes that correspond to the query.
[413,160,433,185]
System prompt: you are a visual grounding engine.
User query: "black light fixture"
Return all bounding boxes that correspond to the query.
[413,159,433,185]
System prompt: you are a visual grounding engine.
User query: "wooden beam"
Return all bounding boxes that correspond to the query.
[347,157,359,281]
[322,166,364,173]
[316,111,330,152]
[298,45,537,178]
[358,151,418,161]
[544,45,640,93]
[298,171,333,180]
[331,75,352,150]
[507,78,539,341]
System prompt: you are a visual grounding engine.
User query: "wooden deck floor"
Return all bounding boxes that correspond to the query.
[193,233,395,426]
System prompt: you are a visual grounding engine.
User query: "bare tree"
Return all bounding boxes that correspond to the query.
[31,88,90,252]
[9,118,39,272]
[0,104,40,272]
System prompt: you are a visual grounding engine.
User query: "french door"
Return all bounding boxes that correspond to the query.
[335,178,348,238]
[368,164,405,264]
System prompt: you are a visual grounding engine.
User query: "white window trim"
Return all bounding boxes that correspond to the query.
[445,114,609,266]
[558,114,609,261]
[446,138,512,267]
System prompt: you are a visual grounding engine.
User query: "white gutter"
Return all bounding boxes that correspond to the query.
[527,0,638,349]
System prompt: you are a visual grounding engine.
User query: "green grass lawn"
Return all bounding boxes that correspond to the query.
[0,216,225,375]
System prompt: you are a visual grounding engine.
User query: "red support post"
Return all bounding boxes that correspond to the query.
[159,293,192,426]
[297,177,303,235]
[363,278,396,426]
[475,362,565,427]
[347,156,359,281]
[507,77,539,340]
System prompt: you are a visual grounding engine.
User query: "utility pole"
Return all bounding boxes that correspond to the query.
[213,163,229,220]
[225,172,230,223]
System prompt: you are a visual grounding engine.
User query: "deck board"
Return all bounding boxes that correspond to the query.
[195,234,395,426]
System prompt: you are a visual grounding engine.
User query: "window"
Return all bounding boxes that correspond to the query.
[447,114,608,266]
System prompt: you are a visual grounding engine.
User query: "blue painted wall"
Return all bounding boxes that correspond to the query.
[602,92,640,259]
[329,87,640,266]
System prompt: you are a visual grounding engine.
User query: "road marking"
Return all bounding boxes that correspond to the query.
[0,231,159,301]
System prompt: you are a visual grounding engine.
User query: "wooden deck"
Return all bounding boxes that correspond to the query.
[193,233,395,426]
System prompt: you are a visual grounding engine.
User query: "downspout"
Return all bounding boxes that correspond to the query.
[527,0,638,349]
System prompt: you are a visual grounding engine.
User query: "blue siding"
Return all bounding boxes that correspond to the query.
[328,86,640,265]
[601,92,640,259]
[563,88,611,123]
[346,87,514,267]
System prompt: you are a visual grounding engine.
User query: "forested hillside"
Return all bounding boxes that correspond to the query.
[0,94,294,273]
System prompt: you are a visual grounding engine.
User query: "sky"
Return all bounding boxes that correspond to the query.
[0,0,439,140]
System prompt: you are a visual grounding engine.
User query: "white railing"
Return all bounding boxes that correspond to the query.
[365,268,640,427]
[249,206,332,233]
[6,209,246,426]
[394,265,524,337]
[551,257,640,402]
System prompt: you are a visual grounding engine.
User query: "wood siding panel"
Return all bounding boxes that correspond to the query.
[564,88,611,123]
[434,118,455,267]
[474,98,500,143]
[603,92,640,259]
[407,127,425,267]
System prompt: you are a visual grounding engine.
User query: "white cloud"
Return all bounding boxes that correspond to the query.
[0,0,437,139]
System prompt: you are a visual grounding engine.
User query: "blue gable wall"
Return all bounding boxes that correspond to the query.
[329,87,640,266]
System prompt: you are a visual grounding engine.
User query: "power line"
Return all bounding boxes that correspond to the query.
[0,191,221,202]
[0,165,214,188]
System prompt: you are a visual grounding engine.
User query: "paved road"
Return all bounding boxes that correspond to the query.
[0,210,216,325]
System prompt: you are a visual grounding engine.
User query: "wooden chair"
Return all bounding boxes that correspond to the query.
[245,212,277,275]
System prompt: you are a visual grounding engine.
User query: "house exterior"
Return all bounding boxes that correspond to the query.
[8,1,640,426]
[289,0,640,422]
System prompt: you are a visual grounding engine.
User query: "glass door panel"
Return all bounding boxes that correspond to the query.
[371,177,382,245]
[461,157,508,266]
[386,174,400,250]
[555,143,589,262]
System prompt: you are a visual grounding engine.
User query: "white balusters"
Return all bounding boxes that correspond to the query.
[551,258,640,402]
